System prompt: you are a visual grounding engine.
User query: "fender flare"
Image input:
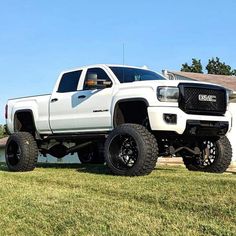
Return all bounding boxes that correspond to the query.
[13,109,37,133]
[112,98,149,127]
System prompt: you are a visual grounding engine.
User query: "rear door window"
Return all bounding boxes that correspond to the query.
[58,70,82,93]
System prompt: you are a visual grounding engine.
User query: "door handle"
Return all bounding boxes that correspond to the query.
[78,95,86,99]
[51,98,58,103]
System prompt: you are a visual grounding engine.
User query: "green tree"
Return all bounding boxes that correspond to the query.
[231,69,236,76]
[206,57,232,75]
[181,58,203,73]
[181,63,192,72]
[0,125,7,139]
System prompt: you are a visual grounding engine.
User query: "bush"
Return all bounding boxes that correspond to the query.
[0,124,7,139]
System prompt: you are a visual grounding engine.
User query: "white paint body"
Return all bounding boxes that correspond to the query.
[6,64,232,136]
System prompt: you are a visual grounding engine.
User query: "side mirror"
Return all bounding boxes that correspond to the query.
[95,80,112,89]
[85,73,98,89]
[101,80,112,88]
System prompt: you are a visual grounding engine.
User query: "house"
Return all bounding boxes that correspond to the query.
[162,70,236,164]
[162,71,236,91]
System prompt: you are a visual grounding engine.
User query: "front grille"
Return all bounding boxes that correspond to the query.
[178,83,227,115]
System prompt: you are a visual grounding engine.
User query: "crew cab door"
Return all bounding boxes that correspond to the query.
[49,67,114,133]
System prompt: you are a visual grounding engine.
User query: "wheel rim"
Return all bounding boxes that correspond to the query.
[109,134,139,170]
[197,140,217,167]
[6,140,21,166]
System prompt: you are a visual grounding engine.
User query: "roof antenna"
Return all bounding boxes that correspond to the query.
[122,43,125,83]
[123,43,125,66]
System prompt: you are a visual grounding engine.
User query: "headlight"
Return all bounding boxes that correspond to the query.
[157,86,179,102]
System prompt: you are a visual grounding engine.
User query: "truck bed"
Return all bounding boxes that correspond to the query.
[7,94,52,134]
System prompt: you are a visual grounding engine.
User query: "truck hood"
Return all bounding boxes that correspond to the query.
[117,79,223,90]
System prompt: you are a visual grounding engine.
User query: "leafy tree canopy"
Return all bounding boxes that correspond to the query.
[181,58,203,73]
[206,57,233,75]
[0,125,7,139]
[181,57,236,76]
[231,69,236,76]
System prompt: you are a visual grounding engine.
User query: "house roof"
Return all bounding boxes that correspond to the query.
[168,71,236,91]
[0,137,8,148]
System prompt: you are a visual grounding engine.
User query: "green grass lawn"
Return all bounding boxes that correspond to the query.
[0,163,235,236]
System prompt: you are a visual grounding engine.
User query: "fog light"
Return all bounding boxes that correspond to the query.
[163,114,177,124]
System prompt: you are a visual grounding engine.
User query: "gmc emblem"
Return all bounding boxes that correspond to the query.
[198,94,217,102]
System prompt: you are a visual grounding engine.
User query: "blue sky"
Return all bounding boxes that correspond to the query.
[0,0,236,124]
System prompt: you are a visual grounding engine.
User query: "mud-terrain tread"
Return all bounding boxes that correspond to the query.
[5,132,38,172]
[183,136,232,173]
[105,124,159,176]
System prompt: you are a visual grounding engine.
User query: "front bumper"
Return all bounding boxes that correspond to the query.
[148,106,231,135]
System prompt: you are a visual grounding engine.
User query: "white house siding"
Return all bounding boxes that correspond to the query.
[227,103,236,162]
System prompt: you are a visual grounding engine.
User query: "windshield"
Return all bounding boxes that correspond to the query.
[109,66,166,83]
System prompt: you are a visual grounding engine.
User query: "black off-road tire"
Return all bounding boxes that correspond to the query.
[5,132,38,172]
[104,124,159,176]
[77,142,105,164]
[183,136,232,173]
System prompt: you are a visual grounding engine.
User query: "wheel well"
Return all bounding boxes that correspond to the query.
[113,100,148,127]
[14,110,36,135]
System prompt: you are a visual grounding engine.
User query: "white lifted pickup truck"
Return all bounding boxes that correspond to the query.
[5,64,232,175]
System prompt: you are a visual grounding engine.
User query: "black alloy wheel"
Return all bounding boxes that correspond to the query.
[108,134,139,170]
[183,136,232,173]
[105,124,159,176]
